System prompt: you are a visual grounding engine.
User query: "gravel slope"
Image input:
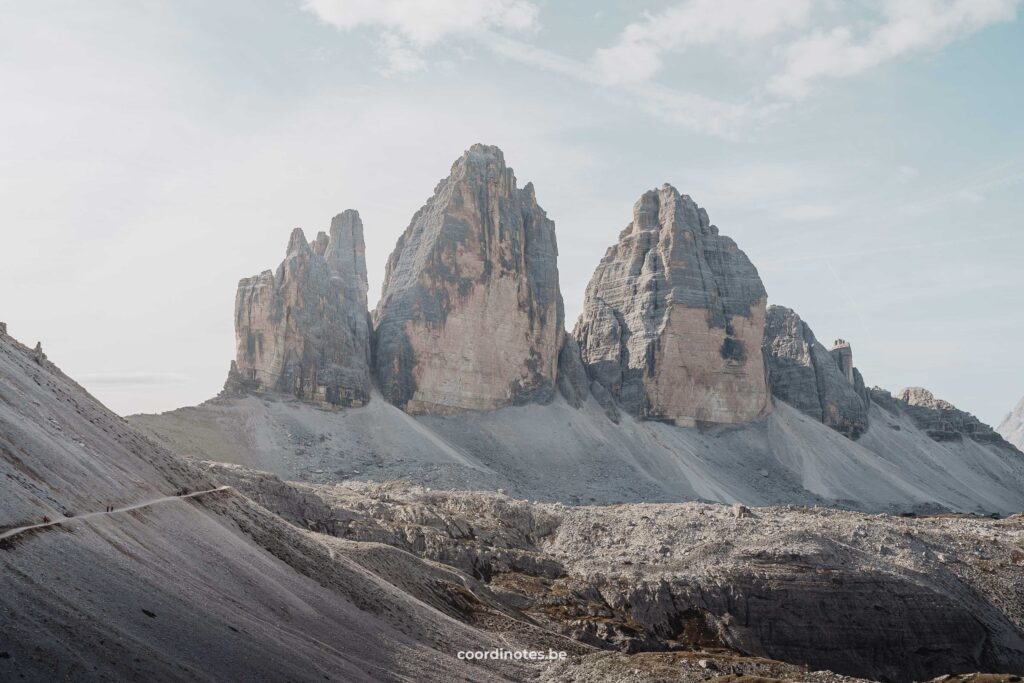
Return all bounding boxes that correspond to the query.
[130,390,1024,514]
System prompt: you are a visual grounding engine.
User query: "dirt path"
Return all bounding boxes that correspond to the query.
[0,486,232,542]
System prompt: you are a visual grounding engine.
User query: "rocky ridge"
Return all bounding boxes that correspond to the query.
[871,386,1015,448]
[762,305,870,439]
[144,144,1024,516]
[574,184,770,426]
[228,210,372,406]
[1000,396,1024,451]
[373,144,565,414]
[215,144,1012,456]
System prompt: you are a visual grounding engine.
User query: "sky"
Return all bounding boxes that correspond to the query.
[1,0,1022,424]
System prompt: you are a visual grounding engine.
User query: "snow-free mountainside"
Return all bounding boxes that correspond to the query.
[5,327,1024,682]
[134,144,1023,515]
[1000,396,1024,451]
[0,323,544,682]
[5,145,1024,682]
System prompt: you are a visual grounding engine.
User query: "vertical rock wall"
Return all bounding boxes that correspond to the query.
[229,210,372,406]
[574,185,770,426]
[763,306,869,439]
[372,144,565,414]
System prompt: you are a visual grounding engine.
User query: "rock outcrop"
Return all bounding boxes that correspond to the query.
[373,144,564,414]
[210,472,1024,682]
[574,185,770,426]
[872,386,1017,448]
[556,332,590,409]
[229,210,372,406]
[998,396,1024,450]
[763,306,869,439]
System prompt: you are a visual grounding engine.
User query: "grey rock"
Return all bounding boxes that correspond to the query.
[373,144,565,414]
[589,380,621,423]
[763,305,869,439]
[830,339,854,382]
[998,396,1024,450]
[880,386,1018,449]
[229,210,372,406]
[241,477,1024,682]
[574,185,770,426]
[557,333,590,408]
[32,341,45,365]
[853,367,870,406]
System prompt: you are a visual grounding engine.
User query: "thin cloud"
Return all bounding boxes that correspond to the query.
[377,32,428,76]
[483,32,769,138]
[769,0,1021,98]
[302,0,539,76]
[301,0,538,45]
[592,0,813,85]
[303,0,1021,134]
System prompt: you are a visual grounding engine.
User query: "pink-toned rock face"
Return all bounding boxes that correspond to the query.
[575,185,770,426]
[373,144,564,414]
[228,210,372,406]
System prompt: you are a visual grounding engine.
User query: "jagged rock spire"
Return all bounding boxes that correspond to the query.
[229,212,372,406]
[373,143,565,414]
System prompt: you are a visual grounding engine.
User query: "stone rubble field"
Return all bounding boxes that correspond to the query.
[205,462,1024,682]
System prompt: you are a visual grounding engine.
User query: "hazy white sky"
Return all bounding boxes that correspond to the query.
[1,0,1022,424]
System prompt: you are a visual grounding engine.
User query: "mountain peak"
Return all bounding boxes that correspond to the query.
[373,145,563,414]
[229,213,371,406]
[286,227,310,255]
[576,186,769,426]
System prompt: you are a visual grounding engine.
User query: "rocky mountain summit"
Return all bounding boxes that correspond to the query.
[1000,396,1024,450]
[226,210,372,406]
[574,185,770,426]
[373,144,565,414]
[129,144,1023,517]
[763,305,870,439]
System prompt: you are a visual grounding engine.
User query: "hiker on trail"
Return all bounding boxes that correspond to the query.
[42,516,50,524]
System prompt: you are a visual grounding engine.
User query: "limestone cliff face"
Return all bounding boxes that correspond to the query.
[998,396,1024,450]
[872,386,1017,449]
[228,210,372,406]
[762,306,869,439]
[373,144,564,414]
[574,185,770,426]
